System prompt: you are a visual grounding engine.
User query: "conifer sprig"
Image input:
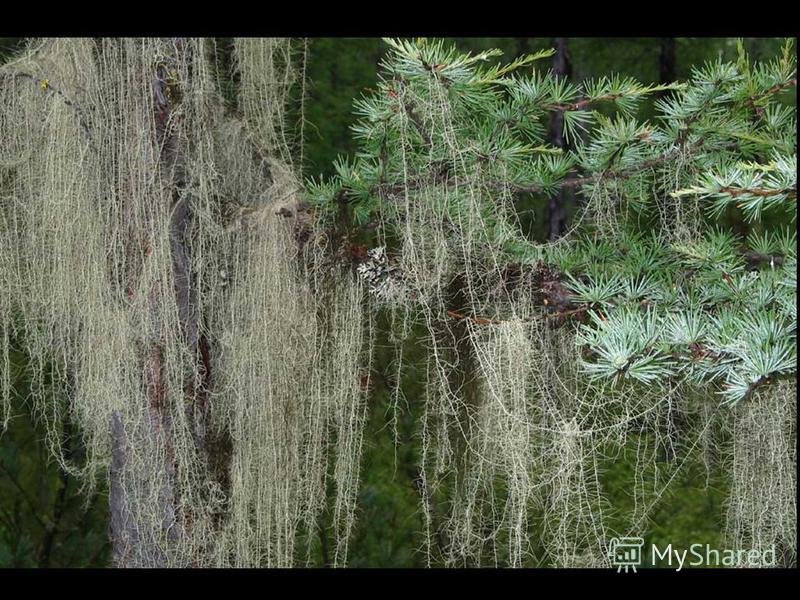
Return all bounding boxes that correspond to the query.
[308,37,797,404]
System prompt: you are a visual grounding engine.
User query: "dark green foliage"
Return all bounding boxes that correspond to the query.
[303,38,385,177]
[0,349,109,567]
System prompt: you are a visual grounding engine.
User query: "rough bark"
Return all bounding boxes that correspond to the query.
[108,38,203,568]
[109,410,141,565]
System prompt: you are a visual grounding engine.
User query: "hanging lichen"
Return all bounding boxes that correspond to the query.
[1,36,796,569]
[0,37,370,567]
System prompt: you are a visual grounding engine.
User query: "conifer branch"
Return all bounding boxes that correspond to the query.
[543,93,622,112]
[511,140,737,194]
[744,78,797,107]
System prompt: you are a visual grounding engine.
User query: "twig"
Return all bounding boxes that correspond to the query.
[446,310,500,325]
[543,93,623,113]
[446,304,589,326]
[545,306,589,319]
[720,185,797,199]
[744,78,797,108]
[512,140,722,194]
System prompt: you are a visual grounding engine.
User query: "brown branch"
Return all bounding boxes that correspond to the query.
[545,306,589,319]
[744,78,797,107]
[446,304,590,326]
[543,92,622,113]
[446,310,500,325]
[720,185,797,199]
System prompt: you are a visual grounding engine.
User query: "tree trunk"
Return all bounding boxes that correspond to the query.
[547,38,572,241]
[659,38,676,89]
[108,38,211,568]
[514,37,530,58]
